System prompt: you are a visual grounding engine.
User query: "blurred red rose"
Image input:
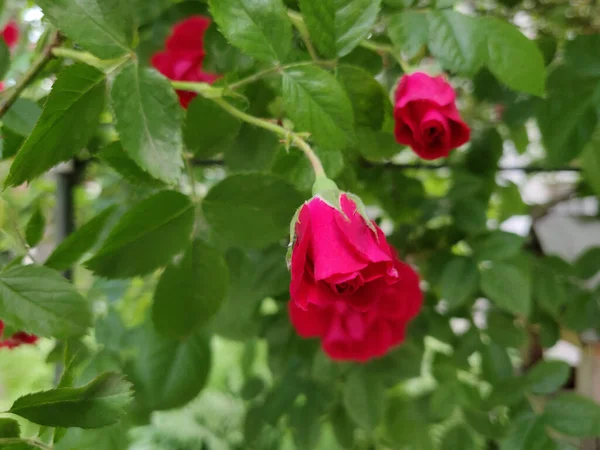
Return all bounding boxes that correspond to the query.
[0,320,38,349]
[394,72,470,160]
[288,193,422,362]
[2,21,19,49]
[151,16,219,108]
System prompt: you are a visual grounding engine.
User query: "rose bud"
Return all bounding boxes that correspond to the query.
[287,177,422,362]
[394,72,470,160]
[151,16,219,108]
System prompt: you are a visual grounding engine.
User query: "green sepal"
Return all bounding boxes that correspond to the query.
[286,204,305,270]
[345,192,378,235]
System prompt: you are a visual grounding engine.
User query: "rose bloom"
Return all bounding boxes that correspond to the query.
[0,320,38,349]
[394,72,470,160]
[151,16,219,108]
[288,193,422,362]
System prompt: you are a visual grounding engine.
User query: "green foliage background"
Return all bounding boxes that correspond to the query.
[0,0,598,448]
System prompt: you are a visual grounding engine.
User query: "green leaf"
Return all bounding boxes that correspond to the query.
[225,124,280,172]
[565,34,600,78]
[534,258,570,317]
[471,231,525,262]
[482,17,546,96]
[343,368,385,432]
[487,311,527,349]
[440,425,476,450]
[98,142,163,186]
[509,123,529,155]
[427,11,485,75]
[209,0,292,62]
[25,204,45,247]
[45,206,117,271]
[152,240,229,337]
[500,413,553,450]
[0,126,24,160]
[110,62,183,184]
[538,67,599,166]
[9,372,132,429]
[0,418,20,438]
[480,261,531,316]
[203,173,303,248]
[545,393,600,438]
[85,191,194,278]
[5,64,105,187]
[355,128,402,161]
[463,408,507,439]
[336,65,388,130]
[299,0,381,58]
[3,98,42,136]
[388,11,428,59]
[330,404,355,449]
[439,256,479,310]
[184,95,243,158]
[526,360,570,395]
[129,326,211,412]
[282,65,354,150]
[481,341,513,382]
[0,265,91,339]
[384,397,434,450]
[575,247,600,279]
[0,39,9,80]
[36,0,134,59]
[581,127,600,197]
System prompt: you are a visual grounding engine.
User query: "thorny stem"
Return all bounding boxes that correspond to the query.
[51,47,131,73]
[287,10,320,61]
[0,32,63,119]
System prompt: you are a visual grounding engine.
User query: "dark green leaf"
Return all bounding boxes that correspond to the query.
[471,231,525,262]
[509,124,529,154]
[526,360,570,395]
[98,142,163,186]
[500,413,553,450]
[480,261,531,316]
[388,11,428,59]
[331,404,355,449]
[343,368,385,432]
[25,204,45,247]
[384,397,435,450]
[427,11,485,75]
[581,127,600,197]
[545,393,600,438]
[336,65,388,130]
[3,99,42,136]
[0,418,20,438]
[439,256,479,310]
[86,191,194,278]
[487,311,527,348]
[565,34,600,77]
[209,0,292,62]
[0,265,91,339]
[534,259,569,317]
[463,408,507,439]
[282,65,354,150]
[483,17,546,96]
[110,62,183,184]
[0,126,24,160]
[481,341,513,382]
[152,239,229,337]
[225,124,280,172]
[184,95,243,158]
[202,173,303,248]
[5,65,105,187]
[0,39,9,80]
[36,0,134,59]
[440,425,475,450]
[129,326,211,411]
[45,206,117,271]
[299,0,381,57]
[9,372,132,428]
[575,247,600,279]
[355,128,402,161]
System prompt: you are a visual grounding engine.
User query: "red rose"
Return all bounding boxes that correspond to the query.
[394,72,470,160]
[0,319,38,349]
[151,16,219,108]
[288,193,422,362]
[2,21,19,49]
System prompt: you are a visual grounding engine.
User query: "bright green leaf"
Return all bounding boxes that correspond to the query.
[3,98,42,136]
[85,191,194,278]
[483,17,545,96]
[9,372,132,429]
[209,0,292,62]
[343,368,385,432]
[36,0,134,59]
[110,62,184,184]
[129,326,211,412]
[545,393,600,438]
[299,0,381,58]
[388,11,428,59]
[480,261,531,316]
[45,206,118,271]
[202,173,303,248]
[526,360,570,395]
[5,64,105,187]
[25,203,45,247]
[427,11,485,75]
[471,231,525,262]
[282,65,354,150]
[439,256,479,310]
[152,239,229,337]
[98,142,163,186]
[355,128,402,161]
[0,265,91,339]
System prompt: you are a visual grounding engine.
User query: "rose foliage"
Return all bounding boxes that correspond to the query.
[0,0,598,449]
